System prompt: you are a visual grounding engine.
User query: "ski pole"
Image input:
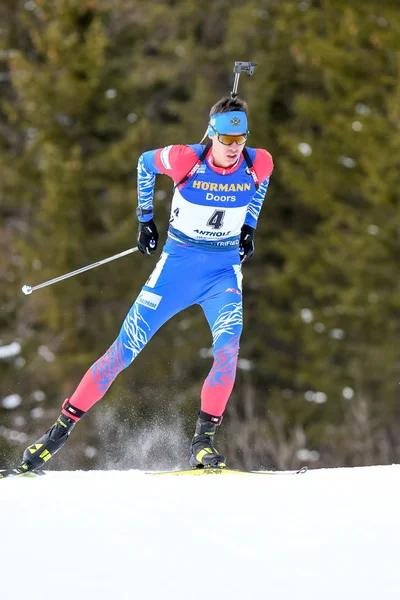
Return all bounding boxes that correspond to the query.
[21,247,139,295]
[231,61,258,98]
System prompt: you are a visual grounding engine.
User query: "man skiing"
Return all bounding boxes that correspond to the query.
[16,96,273,473]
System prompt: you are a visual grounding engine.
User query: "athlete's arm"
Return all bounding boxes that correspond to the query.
[243,149,273,229]
[137,145,199,222]
[244,178,270,228]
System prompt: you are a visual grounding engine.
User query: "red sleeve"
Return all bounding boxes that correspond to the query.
[153,145,199,183]
[253,149,274,182]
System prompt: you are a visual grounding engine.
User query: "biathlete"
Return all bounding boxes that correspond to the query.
[17,95,273,472]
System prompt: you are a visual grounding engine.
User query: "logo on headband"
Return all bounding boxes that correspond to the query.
[230,117,241,126]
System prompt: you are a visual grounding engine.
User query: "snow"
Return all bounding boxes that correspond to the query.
[298,142,312,156]
[1,394,22,409]
[0,465,399,600]
[0,341,21,359]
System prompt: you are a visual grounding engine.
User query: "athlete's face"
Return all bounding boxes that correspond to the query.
[211,135,245,168]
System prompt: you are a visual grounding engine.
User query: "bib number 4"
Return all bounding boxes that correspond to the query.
[207,210,225,230]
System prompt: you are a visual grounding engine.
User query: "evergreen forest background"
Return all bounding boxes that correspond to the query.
[1,0,399,471]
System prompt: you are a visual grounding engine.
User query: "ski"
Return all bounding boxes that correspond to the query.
[1,466,308,478]
[148,466,308,476]
[0,466,45,479]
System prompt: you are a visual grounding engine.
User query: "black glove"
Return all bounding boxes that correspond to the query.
[239,224,255,262]
[137,219,159,255]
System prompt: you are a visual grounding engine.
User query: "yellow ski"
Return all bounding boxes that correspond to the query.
[148,466,308,476]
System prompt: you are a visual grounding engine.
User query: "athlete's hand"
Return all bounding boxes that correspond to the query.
[239,224,255,262]
[137,219,159,255]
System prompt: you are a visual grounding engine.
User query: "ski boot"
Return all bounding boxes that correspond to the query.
[189,412,226,469]
[20,400,83,473]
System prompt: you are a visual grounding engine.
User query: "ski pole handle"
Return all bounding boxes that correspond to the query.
[231,61,258,98]
[21,247,139,295]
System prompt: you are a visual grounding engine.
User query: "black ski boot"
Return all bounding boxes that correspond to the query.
[189,411,226,469]
[21,401,83,472]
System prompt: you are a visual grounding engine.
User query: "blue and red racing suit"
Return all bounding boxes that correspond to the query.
[64,143,273,420]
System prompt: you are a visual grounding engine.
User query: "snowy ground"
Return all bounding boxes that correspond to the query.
[1,465,398,600]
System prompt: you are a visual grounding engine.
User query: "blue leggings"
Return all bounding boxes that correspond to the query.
[68,237,244,417]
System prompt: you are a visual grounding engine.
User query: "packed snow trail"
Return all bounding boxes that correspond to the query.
[0,466,398,600]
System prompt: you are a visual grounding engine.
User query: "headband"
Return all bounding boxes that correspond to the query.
[207,111,248,136]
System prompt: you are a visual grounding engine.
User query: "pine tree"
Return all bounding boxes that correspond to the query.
[2,0,399,470]
[0,0,246,469]
[221,0,400,467]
